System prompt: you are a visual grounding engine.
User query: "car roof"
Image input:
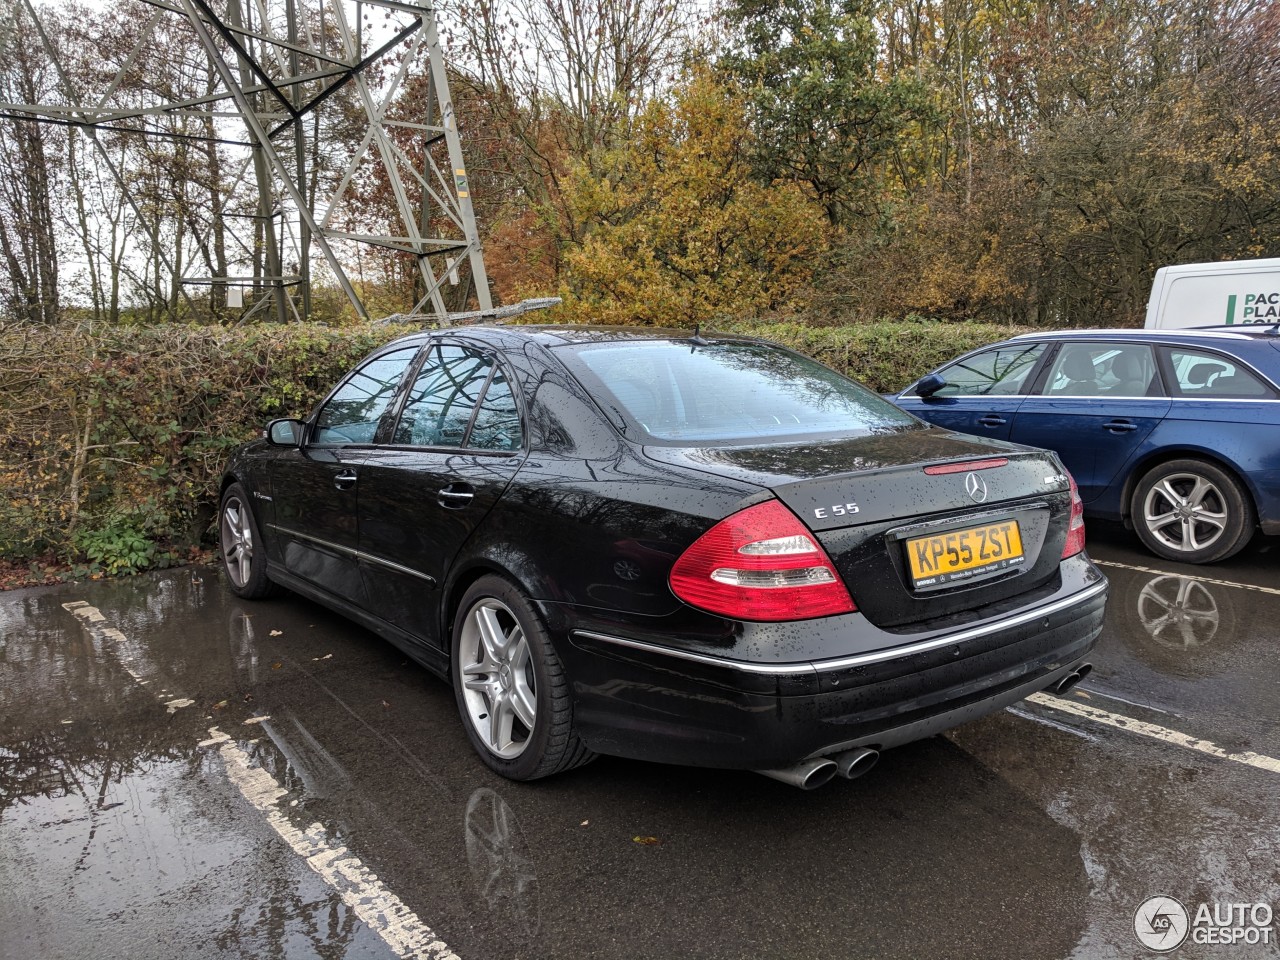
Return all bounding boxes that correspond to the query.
[382,324,766,350]
[1010,326,1280,343]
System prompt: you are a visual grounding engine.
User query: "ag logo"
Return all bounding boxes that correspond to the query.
[1134,896,1190,952]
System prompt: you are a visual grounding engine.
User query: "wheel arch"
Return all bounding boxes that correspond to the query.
[440,553,551,674]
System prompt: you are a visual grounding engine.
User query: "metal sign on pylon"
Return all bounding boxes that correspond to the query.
[0,0,492,323]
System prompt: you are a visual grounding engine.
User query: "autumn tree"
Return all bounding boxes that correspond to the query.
[720,0,933,227]
[443,0,696,286]
[559,70,828,325]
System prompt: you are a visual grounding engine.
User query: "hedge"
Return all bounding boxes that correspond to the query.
[0,318,1029,572]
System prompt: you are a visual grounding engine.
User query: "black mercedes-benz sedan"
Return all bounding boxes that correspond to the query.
[219,326,1107,789]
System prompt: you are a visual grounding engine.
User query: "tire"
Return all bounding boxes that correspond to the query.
[219,482,279,599]
[1130,459,1254,564]
[451,575,595,781]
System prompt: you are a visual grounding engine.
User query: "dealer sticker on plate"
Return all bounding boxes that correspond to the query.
[906,520,1024,588]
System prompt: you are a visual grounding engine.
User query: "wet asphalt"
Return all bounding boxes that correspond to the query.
[1,526,1278,960]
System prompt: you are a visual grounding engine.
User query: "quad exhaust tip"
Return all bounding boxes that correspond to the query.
[756,747,880,790]
[757,662,1096,791]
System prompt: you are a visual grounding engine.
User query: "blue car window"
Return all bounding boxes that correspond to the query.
[1043,343,1157,398]
[931,344,1044,396]
[1167,348,1274,398]
[313,347,420,445]
[394,345,493,447]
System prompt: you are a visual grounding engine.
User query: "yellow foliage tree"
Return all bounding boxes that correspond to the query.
[557,70,829,327]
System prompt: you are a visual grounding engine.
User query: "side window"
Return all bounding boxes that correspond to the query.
[393,345,493,448]
[1043,343,1158,398]
[930,343,1044,397]
[1165,348,1274,398]
[1044,343,1157,399]
[312,347,419,445]
[468,371,523,451]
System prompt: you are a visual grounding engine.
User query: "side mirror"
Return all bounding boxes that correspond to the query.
[915,373,947,398]
[266,418,305,447]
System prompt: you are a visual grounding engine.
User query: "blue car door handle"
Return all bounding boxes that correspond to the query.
[978,415,1007,427]
[333,469,358,490]
[1103,419,1138,433]
[438,483,475,508]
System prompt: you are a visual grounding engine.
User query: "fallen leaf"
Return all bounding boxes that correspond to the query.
[243,693,253,703]
[580,820,589,827]
[271,662,283,670]
[212,699,228,710]
[633,836,660,845]
[311,653,332,661]
[269,629,283,637]
[381,700,391,709]
[1076,691,1091,699]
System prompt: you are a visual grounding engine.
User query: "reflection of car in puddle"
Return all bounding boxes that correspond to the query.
[1135,574,1232,649]
[465,787,539,940]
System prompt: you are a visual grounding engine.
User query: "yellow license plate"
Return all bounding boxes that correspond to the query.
[906,520,1024,588]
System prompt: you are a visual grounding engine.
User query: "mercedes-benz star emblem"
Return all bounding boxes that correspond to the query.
[964,472,989,503]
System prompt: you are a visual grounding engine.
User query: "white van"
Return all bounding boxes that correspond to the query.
[1144,258,1280,329]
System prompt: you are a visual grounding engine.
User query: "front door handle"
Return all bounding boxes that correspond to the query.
[1103,419,1138,433]
[977,415,1008,427]
[334,469,358,490]
[438,483,475,508]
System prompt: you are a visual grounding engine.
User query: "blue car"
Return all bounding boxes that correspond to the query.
[891,327,1280,563]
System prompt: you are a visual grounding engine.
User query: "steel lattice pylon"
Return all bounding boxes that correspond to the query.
[0,0,492,322]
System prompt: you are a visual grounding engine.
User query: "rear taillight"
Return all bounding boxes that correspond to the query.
[1062,472,1086,558]
[669,500,856,621]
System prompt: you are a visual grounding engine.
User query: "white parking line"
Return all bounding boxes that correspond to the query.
[1026,691,1280,776]
[210,729,460,960]
[1093,559,1280,597]
[63,601,459,960]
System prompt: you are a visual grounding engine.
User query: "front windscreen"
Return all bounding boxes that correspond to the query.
[558,340,918,443]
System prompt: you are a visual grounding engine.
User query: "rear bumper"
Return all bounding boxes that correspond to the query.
[557,565,1107,770]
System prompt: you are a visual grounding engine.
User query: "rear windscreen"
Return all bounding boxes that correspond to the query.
[557,340,917,443]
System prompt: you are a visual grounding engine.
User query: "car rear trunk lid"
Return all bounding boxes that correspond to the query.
[644,429,1075,628]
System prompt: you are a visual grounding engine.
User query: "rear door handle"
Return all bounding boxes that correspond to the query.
[977,415,1007,427]
[333,469,358,490]
[1103,419,1138,433]
[438,483,475,508]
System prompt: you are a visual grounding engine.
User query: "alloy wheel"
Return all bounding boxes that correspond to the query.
[459,598,537,759]
[1140,472,1228,554]
[220,495,254,588]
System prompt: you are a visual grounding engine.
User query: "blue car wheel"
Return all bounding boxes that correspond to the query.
[1130,459,1255,564]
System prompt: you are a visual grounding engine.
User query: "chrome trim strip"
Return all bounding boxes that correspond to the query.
[1165,396,1278,403]
[269,524,356,558]
[573,631,814,675]
[357,551,437,584]
[268,524,437,584]
[572,579,1108,676]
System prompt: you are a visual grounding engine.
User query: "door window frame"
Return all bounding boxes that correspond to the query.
[306,343,427,447]
[377,338,527,454]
